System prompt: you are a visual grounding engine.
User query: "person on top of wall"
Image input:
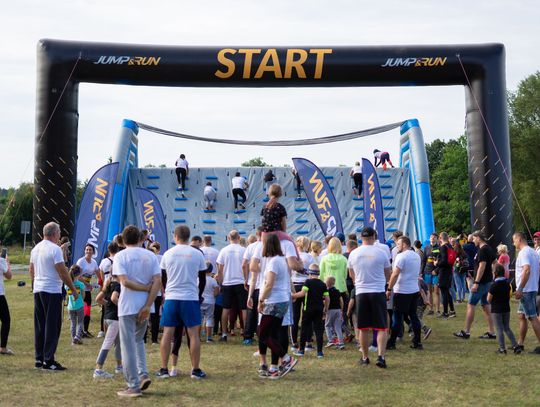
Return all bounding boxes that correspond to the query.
[373,149,395,170]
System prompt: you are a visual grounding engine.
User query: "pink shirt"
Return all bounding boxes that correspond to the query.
[498,253,510,279]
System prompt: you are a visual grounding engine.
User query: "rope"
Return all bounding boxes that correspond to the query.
[134,120,405,146]
[456,54,531,238]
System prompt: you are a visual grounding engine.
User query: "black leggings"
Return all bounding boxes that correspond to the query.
[176,168,187,190]
[83,291,92,332]
[258,314,286,365]
[300,308,324,353]
[291,284,304,345]
[150,296,162,343]
[232,188,247,209]
[439,286,454,314]
[353,173,362,196]
[244,289,259,340]
[0,295,11,348]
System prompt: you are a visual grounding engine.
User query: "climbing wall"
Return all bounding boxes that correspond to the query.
[123,166,416,249]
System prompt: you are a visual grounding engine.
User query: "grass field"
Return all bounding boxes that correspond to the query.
[1,272,539,407]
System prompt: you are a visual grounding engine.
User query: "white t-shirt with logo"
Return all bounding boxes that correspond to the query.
[113,247,161,317]
[216,243,246,286]
[202,275,219,304]
[347,245,390,294]
[231,176,247,190]
[516,246,540,293]
[201,246,220,273]
[31,239,65,294]
[160,244,206,301]
[393,249,421,294]
[264,256,291,304]
[77,257,99,291]
[0,258,8,296]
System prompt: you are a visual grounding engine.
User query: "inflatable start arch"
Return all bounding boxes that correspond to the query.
[34,40,511,246]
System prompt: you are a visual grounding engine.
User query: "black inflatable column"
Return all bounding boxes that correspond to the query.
[465,45,512,246]
[33,41,79,242]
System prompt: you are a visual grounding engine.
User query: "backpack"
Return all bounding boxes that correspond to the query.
[446,244,457,266]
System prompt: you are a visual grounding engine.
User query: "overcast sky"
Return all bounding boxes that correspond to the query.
[1,0,539,188]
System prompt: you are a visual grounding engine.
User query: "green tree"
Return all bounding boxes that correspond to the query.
[509,71,540,231]
[0,183,33,245]
[430,135,470,234]
[241,157,269,167]
[425,138,446,176]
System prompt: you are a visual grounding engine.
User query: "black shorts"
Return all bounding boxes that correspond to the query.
[221,284,248,310]
[355,292,388,331]
[393,292,419,314]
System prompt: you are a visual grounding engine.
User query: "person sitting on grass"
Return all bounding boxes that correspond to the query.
[487,263,520,354]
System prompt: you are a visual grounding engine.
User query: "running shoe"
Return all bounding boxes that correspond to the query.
[453,330,470,339]
[140,375,152,391]
[448,311,457,318]
[478,332,496,339]
[325,342,335,348]
[42,361,67,371]
[267,369,281,380]
[495,348,507,354]
[82,331,94,338]
[280,356,298,377]
[156,368,170,378]
[35,360,43,369]
[360,357,370,366]
[115,365,123,374]
[336,344,345,350]
[375,356,387,369]
[305,344,314,351]
[97,331,105,338]
[529,346,540,355]
[169,368,178,377]
[258,365,268,378]
[206,337,214,343]
[368,345,378,353]
[253,350,260,357]
[93,369,114,379]
[410,343,424,350]
[243,339,253,346]
[436,313,449,319]
[423,327,432,341]
[427,310,434,315]
[513,345,524,354]
[0,348,14,355]
[219,335,227,342]
[290,344,299,352]
[317,352,324,358]
[191,368,207,379]
[293,350,305,357]
[117,388,142,398]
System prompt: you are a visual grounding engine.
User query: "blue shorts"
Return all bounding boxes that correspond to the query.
[468,282,491,306]
[161,299,201,328]
[517,291,538,318]
[423,274,438,286]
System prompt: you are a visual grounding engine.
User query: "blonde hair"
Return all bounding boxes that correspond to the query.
[296,236,310,252]
[310,240,323,255]
[327,237,342,254]
[497,244,508,254]
[268,183,282,199]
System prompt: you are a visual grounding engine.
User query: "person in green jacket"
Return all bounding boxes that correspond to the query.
[319,237,348,294]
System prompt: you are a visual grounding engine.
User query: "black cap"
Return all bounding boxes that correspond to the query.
[361,226,376,238]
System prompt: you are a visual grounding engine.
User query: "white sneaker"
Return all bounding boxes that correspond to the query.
[368,345,378,353]
[169,368,178,377]
[115,366,123,374]
[253,350,260,357]
[93,369,114,379]
[97,331,105,338]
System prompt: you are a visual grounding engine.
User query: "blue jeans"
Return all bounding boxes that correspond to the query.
[454,272,467,301]
[119,315,149,390]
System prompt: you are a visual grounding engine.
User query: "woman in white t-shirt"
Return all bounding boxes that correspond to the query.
[257,234,297,379]
[76,244,100,337]
[231,172,249,210]
[349,161,363,199]
[291,236,314,348]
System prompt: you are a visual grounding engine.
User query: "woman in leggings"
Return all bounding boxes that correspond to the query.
[256,234,297,379]
[175,154,189,196]
[349,161,363,198]
[0,255,13,355]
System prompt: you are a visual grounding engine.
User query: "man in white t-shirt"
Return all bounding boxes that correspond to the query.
[113,226,161,397]
[347,226,391,368]
[231,172,249,210]
[30,222,79,371]
[386,236,423,350]
[243,228,263,345]
[157,225,208,379]
[175,154,189,197]
[201,235,220,273]
[349,161,363,198]
[512,231,540,354]
[216,230,247,341]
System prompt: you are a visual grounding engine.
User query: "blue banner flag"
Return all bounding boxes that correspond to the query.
[292,158,343,237]
[136,188,168,254]
[71,162,119,263]
[362,158,385,243]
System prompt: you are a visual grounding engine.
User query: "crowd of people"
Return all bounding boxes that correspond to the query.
[2,176,540,398]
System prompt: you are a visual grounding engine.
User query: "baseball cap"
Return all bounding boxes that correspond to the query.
[308,263,320,275]
[335,232,345,243]
[360,226,376,238]
[533,231,540,238]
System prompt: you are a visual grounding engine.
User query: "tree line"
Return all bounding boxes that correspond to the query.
[1,72,539,245]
